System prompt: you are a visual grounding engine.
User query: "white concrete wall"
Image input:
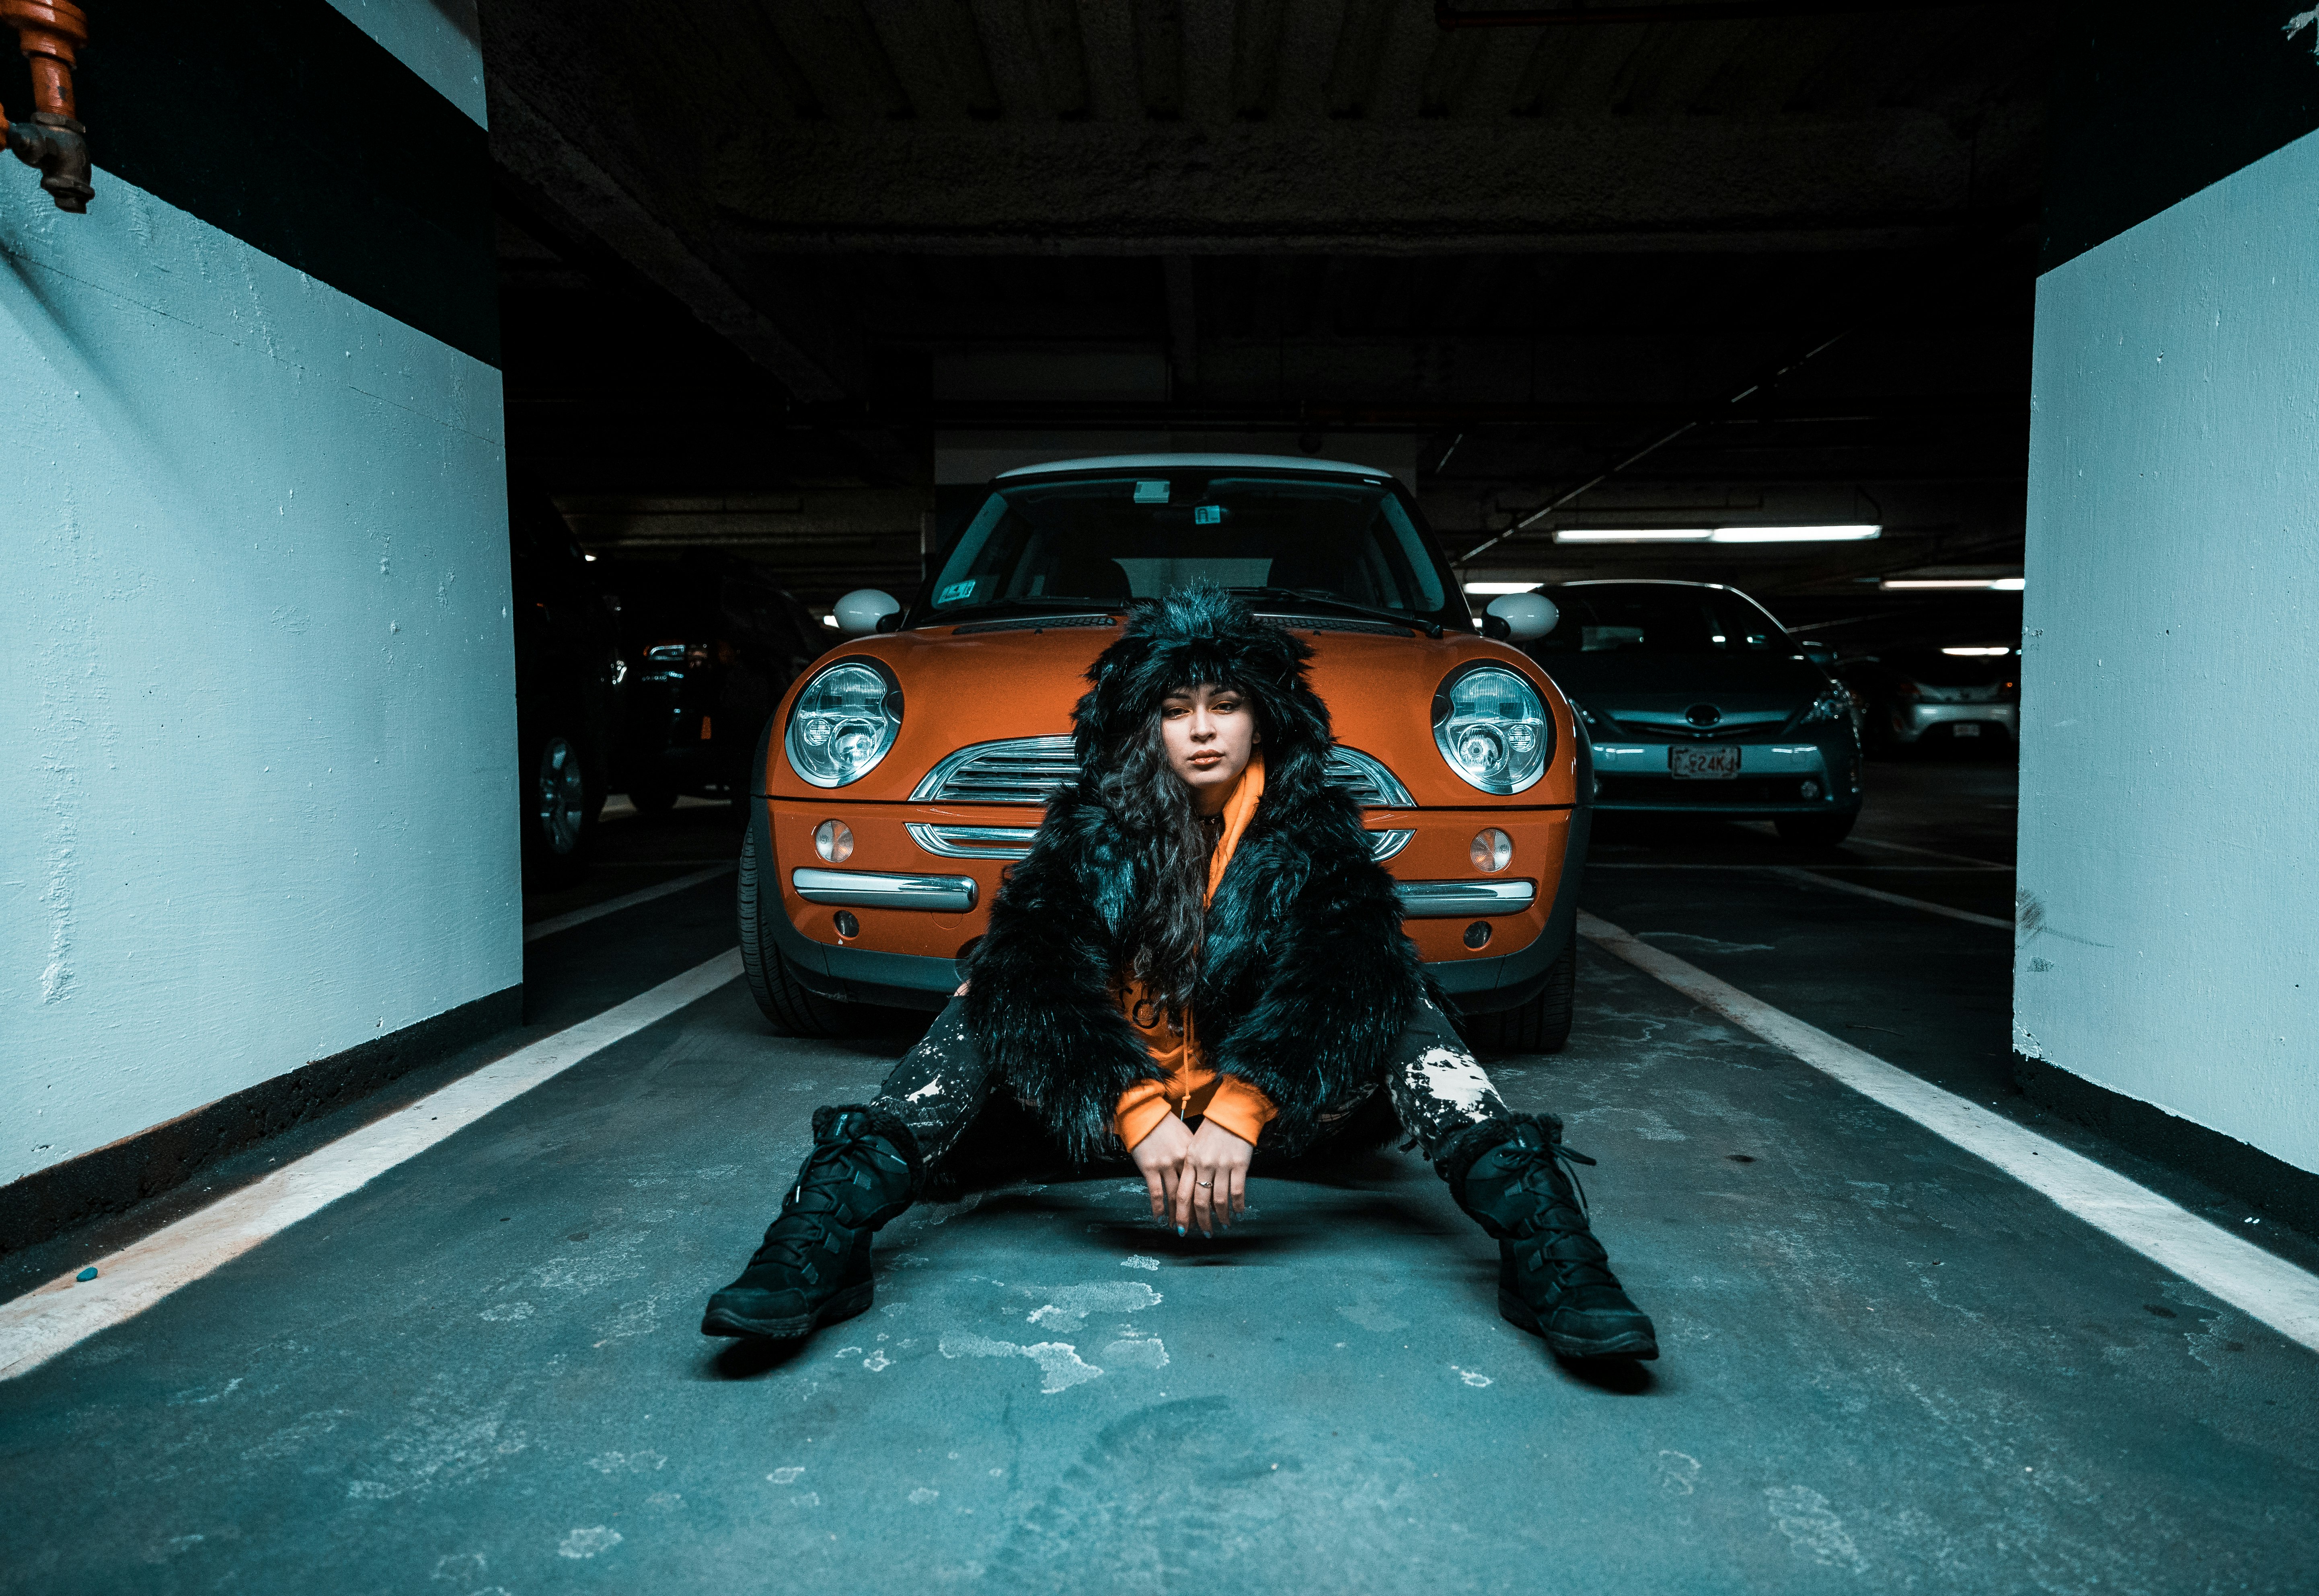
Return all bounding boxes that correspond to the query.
[2018,128,2319,1177]
[0,166,517,1188]
[325,0,487,126]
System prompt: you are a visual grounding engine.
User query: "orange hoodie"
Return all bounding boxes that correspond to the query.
[1112,755,1279,1151]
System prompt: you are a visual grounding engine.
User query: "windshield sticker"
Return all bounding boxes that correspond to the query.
[1133,480,1171,504]
[935,578,978,606]
[1193,505,1226,525]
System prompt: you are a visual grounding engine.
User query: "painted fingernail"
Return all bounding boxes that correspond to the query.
[1176,1226,1187,1237]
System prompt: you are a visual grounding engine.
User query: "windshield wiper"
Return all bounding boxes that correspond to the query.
[1230,587,1444,639]
[917,595,1128,624]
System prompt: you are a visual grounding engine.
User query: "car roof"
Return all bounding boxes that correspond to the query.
[994,453,1392,481]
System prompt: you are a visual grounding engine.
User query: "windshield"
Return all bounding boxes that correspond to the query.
[1532,583,1791,656]
[915,473,1462,626]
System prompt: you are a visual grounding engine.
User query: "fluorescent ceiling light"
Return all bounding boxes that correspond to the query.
[1882,577,2025,591]
[1554,529,1712,544]
[1709,525,1880,543]
[1942,646,2013,656]
[1463,581,1544,594]
[1553,525,1880,544]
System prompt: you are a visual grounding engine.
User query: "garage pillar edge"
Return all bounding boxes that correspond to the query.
[2012,1052,2319,1240]
[0,987,523,1260]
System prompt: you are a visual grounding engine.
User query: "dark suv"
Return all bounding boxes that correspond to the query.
[605,554,828,814]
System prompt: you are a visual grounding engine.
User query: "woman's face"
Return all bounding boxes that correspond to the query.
[1159,683,1258,814]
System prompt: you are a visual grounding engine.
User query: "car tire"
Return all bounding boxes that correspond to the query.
[522,728,602,888]
[738,821,866,1038]
[1462,923,1576,1057]
[1775,811,1858,848]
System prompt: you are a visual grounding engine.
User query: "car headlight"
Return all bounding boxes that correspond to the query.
[1800,684,1855,727]
[1432,664,1553,796]
[784,658,904,788]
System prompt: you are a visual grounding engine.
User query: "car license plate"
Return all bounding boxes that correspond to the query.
[1669,745,1741,779]
[1952,723,1981,738]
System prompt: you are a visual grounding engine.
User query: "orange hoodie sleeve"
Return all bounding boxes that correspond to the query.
[1114,1081,1175,1151]
[1198,1076,1276,1146]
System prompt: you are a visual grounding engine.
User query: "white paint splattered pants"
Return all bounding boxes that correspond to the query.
[871,995,1510,1165]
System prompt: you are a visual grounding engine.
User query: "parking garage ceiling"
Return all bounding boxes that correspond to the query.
[487,0,2048,621]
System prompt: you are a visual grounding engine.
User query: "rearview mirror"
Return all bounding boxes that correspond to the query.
[1485,591,1558,642]
[834,589,901,636]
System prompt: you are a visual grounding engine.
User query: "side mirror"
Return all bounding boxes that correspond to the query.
[834,589,901,636]
[1485,591,1558,642]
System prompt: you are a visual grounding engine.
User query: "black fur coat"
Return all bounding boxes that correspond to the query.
[961,586,1429,1160]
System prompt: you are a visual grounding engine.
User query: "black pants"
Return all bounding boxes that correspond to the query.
[873,994,1511,1168]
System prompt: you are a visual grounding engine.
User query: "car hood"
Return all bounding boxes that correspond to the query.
[765,616,1582,808]
[1530,650,1828,736]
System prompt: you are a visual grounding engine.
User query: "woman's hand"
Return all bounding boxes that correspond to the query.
[1128,1116,1195,1228]
[1126,1118,1253,1236]
[1176,1120,1253,1236]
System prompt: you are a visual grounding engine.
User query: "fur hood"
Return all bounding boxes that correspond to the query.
[961,585,1429,1160]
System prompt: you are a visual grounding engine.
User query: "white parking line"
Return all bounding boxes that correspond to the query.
[523,863,735,943]
[0,950,745,1381]
[1839,833,2014,870]
[1578,912,2319,1353]
[1730,821,2011,870]
[1762,865,2013,930]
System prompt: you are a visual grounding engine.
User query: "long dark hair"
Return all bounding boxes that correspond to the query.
[1095,689,1235,1021]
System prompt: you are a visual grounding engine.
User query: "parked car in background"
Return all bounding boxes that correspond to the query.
[1839,647,2019,751]
[510,482,624,886]
[602,553,829,813]
[738,453,1586,1054]
[1525,579,1863,847]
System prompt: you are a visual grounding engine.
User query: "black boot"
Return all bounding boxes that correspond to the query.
[1439,1115,1659,1361]
[701,1104,922,1340]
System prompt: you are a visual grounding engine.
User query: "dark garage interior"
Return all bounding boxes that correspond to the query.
[4,2,2317,1590]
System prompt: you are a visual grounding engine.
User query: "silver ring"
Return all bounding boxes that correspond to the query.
[1196,1180,1212,1187]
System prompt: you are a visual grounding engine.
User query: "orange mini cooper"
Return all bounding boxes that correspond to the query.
[737,454,1592,1053]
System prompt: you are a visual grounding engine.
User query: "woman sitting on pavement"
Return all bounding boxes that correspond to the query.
[701,584,1658,1362]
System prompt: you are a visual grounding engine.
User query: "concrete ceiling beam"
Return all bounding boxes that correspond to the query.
[708,113,2015,254]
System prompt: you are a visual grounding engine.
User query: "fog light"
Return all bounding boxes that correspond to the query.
[814,819,854,862]
[1470,828,1513,872]
[1799,780,1822,800]
[834,911,860,939]
[1463,921,1493,950]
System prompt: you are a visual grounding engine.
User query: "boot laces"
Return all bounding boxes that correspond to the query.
[1513,1137,1621,1292]
[748,1136,867,1270]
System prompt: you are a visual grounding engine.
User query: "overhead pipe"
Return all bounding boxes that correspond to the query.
[2,0,91,212]
[1435,0,1992,25]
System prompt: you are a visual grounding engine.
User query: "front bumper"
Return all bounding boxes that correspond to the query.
[1589,739,1861,815]
[754,796,1588,1015]
[1887,702,2019,744]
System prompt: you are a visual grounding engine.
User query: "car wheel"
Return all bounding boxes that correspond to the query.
[1775,811,1858,848]
[738,821,866,1038]
[1462,924,1576,1057]
[522,729,600,887]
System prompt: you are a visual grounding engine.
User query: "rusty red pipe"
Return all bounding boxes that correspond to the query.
[1,0,92,212]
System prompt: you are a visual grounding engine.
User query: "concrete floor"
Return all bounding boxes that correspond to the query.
[4,759,2316,1593]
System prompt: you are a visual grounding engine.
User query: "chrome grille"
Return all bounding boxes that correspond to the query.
[910,735,1080,805]
[1325,747,1415,807]
[910,736,1413,809]
[908,821,1414,863]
